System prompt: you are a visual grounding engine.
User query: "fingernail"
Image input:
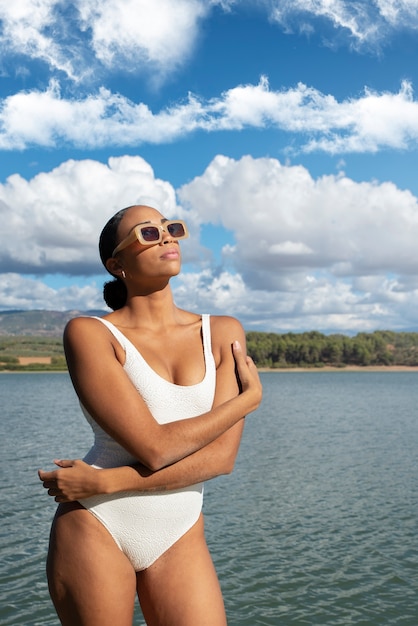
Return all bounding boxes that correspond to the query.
[233,340,241,349]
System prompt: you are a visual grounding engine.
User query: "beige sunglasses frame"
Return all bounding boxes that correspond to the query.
[112,220,189,257]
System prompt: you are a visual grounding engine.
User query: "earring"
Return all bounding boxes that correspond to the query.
[121,270,126,279]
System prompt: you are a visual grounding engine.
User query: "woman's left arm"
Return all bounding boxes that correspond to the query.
[39,316,253,502]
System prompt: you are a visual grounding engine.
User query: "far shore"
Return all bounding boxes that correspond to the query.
[258,365,418,372]
[2,364,418,374]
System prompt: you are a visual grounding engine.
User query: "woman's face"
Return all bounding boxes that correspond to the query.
[112,205,184,282]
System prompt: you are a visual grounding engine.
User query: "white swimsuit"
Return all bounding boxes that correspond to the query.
[79,314,216,571]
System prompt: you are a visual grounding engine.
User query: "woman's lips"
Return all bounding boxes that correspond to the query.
[160,248,179,259]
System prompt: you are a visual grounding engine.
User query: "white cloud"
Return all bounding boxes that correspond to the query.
[269,0,418,48]
[0,156,179,274]
[0,273,104,311]
[179,155,418,284]
[77,0,207,86]
[174,269,249,313]
[2,153,418,332]
[0,1,83,80]
[4,268,416,333]
[0,0,209,83]
[377,0,418,26]
[271,0,378,44]
[1,1,418,86]
[0,81,207,149]
[1,78,418,153]
[173,268,418,333]
[178,153,418,329]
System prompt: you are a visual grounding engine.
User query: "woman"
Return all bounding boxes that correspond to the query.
[39,204,262,626]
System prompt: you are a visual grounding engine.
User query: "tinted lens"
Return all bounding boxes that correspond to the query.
[140,226,160,242]
[167,222,186,238]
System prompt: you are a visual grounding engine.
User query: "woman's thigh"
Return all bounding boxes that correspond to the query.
[47,502,137,626]
[137,514,227,626]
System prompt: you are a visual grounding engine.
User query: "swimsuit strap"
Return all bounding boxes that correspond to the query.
[92,316,130,350]
[200,314,212,371]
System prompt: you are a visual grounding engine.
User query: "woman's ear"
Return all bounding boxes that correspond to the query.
[106,257,125,278]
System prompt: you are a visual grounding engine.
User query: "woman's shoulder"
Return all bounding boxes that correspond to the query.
[209,314,244,334]
[64,315,126,363]
[65,314,106,330]
[206,316,246,367]
[64,315,114,343]
[209,315,246,351]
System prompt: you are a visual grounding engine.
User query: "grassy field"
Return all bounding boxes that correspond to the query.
[0,336,67,371]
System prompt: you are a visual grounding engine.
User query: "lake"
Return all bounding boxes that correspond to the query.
[1,371,417,625]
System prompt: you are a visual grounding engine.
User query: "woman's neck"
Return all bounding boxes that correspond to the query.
[109,285,182,331]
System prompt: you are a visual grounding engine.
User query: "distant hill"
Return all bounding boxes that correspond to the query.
[0,310,107,336]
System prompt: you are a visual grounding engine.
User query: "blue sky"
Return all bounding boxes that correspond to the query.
[1,0,418,334]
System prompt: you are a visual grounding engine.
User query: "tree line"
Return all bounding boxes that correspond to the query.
[1,330,418,371]
[245,330,418,368]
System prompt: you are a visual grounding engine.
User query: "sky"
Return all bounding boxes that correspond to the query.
[1,0,418,334]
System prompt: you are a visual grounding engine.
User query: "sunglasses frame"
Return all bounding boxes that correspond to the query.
[112,220,189,257]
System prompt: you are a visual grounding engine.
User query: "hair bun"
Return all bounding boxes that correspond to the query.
[103,278,127,311]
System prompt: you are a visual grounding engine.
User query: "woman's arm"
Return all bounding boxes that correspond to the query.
[39,316,254,502]
[63,315,261,471]
[39,425,243,501]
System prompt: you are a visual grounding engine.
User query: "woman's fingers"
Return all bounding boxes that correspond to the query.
[53,459,76,468]
[232,341,262,407]
[232,341,256,380]
[38,459,75,481]
[232,340,248,373]
[39,459,104,501]
[38,460,79,501]
[38,468,57,485]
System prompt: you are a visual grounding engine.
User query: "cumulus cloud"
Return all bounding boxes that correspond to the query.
[0,0,208,83]
[0,274,104,311]
[177,153,418,330]
[172,267,418,333]
[0,156,185,274]
[3,269,417,333]
[77,0,207,86]
[179,154,418,284]
[0,80,212,149]
[1,154,418,332]
[1,78,418,153]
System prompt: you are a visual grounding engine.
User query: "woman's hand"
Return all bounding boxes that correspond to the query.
[232,340,262,412]
[38,459,105,502]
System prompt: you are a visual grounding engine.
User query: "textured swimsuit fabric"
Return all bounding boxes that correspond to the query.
[79,314,216,571]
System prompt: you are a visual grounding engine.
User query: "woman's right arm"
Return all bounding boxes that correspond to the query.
[40,434,240,501]
[40,315,251,501]
[64,317,261,472]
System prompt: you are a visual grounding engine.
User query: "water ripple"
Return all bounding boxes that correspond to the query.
[2,372,418,624]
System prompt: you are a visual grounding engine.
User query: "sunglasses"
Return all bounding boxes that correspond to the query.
[112,220,189,256]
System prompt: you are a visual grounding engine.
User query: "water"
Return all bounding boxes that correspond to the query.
[1,372,417,625]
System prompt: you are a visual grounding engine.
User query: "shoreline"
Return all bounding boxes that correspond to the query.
[257,365,418,372]
[0,369,67,374]
[1,365,417,374]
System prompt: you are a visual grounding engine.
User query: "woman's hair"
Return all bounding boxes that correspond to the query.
[99,207,131,311]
